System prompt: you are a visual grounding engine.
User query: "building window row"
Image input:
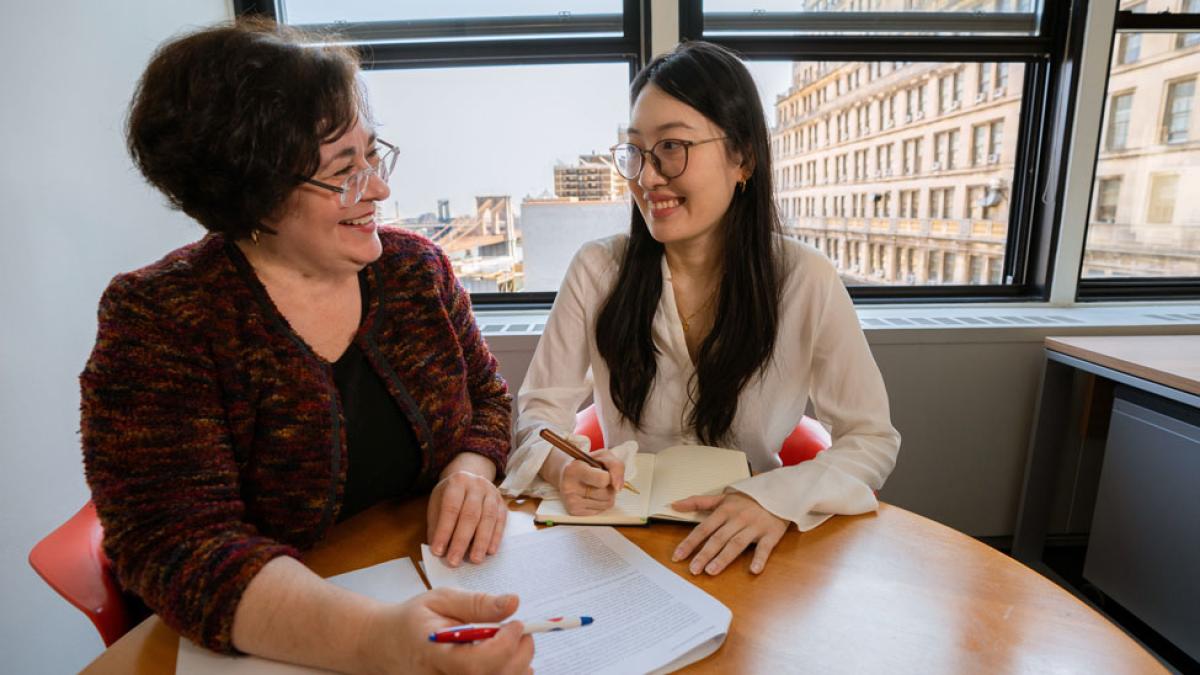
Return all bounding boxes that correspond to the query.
[794,235,1004,286]
[779,183,1004,222]
[774,119,1004,188]
[774,65,1012,159]
[776,62,1010,138]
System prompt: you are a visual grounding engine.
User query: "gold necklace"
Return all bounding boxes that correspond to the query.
[679,290,717,333]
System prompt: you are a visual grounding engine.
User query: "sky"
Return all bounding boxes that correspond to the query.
[361,61,792,220]
[279,0,795,220]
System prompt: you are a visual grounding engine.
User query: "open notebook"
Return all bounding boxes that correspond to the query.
[535,445,751,525]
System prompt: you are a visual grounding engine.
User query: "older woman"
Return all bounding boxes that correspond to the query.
[81,19,532,674]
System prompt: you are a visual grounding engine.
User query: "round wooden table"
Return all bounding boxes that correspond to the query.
[82,499,1165,674]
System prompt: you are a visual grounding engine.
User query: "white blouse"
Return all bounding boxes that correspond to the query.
[500,234,900,531]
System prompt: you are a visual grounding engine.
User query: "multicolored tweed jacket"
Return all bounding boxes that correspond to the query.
[81,228,511,653]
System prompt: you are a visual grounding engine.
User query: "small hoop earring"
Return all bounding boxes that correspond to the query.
[250,229,260,245]
[737,179,748,194]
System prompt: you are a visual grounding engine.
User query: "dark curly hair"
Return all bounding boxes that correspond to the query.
[127,17,366,238]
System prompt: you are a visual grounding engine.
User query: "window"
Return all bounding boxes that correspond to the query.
[708,5,1048,295]
[878,95,889,129]
[692,2,1079,297]
[972,124,989,165]
[878,191,893,218]
[1118,3,1146,65]
[940,70,963,113]
[906,85,925,122]
[1106,92,1134,151]
[1080,4,1200,289]
[1179,0,1200,49]
[242,1,641,300]
[988,120,1004,159]
[967,185,1001,221]
[899,189,920,218]
[878,143,892,176]
[702,0,1043,36]
[930,187,955,219]
[969,255,986,284]
[1147,174,1179,224]
[1094,178,1122,224]
[1162,79,1195,144]
[902,137,922,175]
[977,62,993,100]
[933,130,959,170]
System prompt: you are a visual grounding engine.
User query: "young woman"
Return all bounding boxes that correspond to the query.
[502,41,900,577]
[83,20,531,673]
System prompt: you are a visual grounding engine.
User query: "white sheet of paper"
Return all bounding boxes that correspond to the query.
[175,557,427,675]
[422,526,731,675]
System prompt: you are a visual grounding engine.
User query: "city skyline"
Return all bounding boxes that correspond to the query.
[365,2,1194,291]
[362,60,790,221]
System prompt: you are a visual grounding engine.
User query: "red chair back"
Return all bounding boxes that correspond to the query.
[574,404,605,451]
[572,403,831,465]
[28,501,140,646]
[777,415,833,466]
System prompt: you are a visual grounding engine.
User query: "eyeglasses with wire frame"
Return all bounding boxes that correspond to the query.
[609,137,728,181]
[299,139,399,207]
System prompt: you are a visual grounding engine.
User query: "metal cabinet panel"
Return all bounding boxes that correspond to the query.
[1083,391,1200,662]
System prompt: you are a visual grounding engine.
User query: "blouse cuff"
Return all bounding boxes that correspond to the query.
[727,457,879,532]
[499,430,594,498]
[499,437,554,497]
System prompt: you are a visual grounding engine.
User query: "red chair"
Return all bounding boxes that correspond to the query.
[573,404,830,465]
[28,501,143,646]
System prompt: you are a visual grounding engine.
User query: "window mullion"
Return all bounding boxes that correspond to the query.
[1049,0,1117,303]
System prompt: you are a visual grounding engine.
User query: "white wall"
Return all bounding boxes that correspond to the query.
[521,200,630,291]
[0,1,231,672]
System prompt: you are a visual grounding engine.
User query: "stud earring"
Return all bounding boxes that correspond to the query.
[250,229,260,245]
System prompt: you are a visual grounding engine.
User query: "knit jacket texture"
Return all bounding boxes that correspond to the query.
[80,228,511,653]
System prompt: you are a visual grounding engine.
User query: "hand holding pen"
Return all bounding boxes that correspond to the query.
[431,616,594,643]
[539,428,639,494]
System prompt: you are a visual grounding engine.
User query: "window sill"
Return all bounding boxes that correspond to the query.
[476,301,1200,348]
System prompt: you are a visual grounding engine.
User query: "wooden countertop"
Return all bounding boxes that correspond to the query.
[1046,334,1200,397]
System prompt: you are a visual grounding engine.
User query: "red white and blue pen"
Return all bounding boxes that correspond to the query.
[429,616,593,643]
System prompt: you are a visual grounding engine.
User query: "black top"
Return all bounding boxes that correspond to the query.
[333,272,423,522]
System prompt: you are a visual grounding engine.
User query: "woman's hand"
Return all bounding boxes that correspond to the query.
[363,588,534,675]
[553,449,625,516]
[428,469,507,567]
[670,492,789,576]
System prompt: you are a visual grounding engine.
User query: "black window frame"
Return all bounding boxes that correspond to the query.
[233,0,648,310]
[1076,6,1200,301]
[681,0,1086,304]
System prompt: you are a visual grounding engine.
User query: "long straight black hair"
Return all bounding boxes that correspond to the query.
[595,41,783,446]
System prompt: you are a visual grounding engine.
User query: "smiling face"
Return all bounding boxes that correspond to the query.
[259,117,390,277]
[626,84,748,250]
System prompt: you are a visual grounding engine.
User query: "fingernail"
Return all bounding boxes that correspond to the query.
[434,546,444,556]
[706,563,719,574]
[495,594,513,609]
[751,562,763,574]
[690,562,702,575]
[672,547,684,562]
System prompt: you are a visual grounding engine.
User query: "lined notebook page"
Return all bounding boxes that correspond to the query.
[535,453,655,524]
[648,446,751,521]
